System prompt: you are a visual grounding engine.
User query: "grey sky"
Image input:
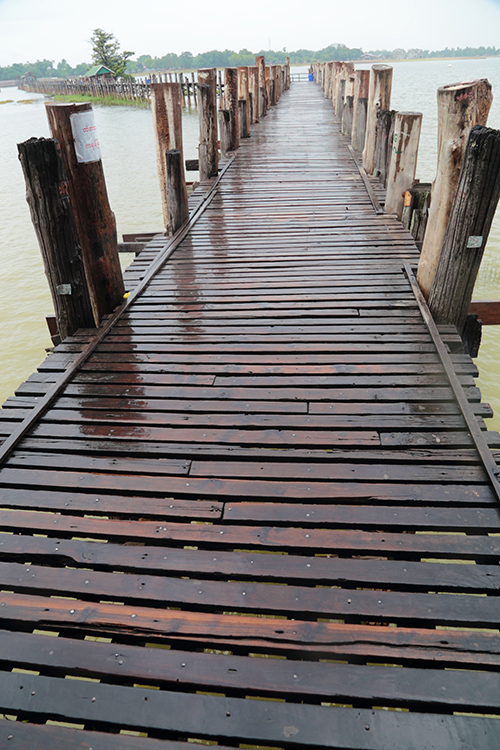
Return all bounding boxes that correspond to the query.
[1,0,500,67]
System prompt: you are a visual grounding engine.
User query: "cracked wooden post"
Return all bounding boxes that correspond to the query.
[285,57,291,90]
[18,137,95,340]
[385,112,423,219]
[150,82,187,234]
[256,56,267,118]
[249,66,259,123]
[417,79,493,298]
[341,72,355,136]
[427,125,500,335]
[238,66,251,137]
[351,69,370,151]
[332,62,342,114]
[362,64,393,175]
[45,102,124,326]
[219,109,232,157]
[224,67,239,151]
[336,63,354,125]
[198,68,218,180]
[165,149,189,235]
[373,109,396,186]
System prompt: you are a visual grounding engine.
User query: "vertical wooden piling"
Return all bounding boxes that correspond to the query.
[417,79,492,298]
[265,66,271,110]
[285,57,291,90]
[362,64,393,175]
[351,70,370,151]
[238,66,251,137]
[219,110,232,157]
[249,66,259,123]
[224,68,240,151]
[341,73,355,136]
[165,149,189,234]
[197,69,219,181]
[191,72,198,106]
[150,82,188,234]
[45,102,124,326]
[18,137,95,339]
[384,112,423,219]
[426,125,500,333]
[256,56,267,118]
[373,109,396,186]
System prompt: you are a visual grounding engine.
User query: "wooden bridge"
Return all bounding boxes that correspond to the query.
[1,80,500,749]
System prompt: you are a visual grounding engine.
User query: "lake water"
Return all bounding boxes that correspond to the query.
[1,59,500,430]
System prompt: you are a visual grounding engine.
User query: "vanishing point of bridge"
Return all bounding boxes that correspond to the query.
[0,80,499,749]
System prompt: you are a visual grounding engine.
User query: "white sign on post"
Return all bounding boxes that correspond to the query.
[70,110,101,163]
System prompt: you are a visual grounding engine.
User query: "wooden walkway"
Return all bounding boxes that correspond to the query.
[1,81,500,748]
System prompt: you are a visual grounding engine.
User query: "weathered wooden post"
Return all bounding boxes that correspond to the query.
[402,183,432,245]
[285,57,291,90]
[256,56,267,118]
[384,112,423,219]
[191,72,198,106]
[238,66,251,137]
[197,69,218,181]
[417,79,492,297]
[341,73,355,136]
[427,125,500,335]
[219,110,232,157]
[18,137,95,339]
[224,67,239,151]
[373,109,396,186]
[265,66,271,110]
[323,61,333,100]
[249,66,259,123]
[45,102,124,326]
[165,149,189,234]
[362,64,393,175]
[351,69,370,151]
[149,82,188,235]
[336,63,354,124]
[331,62,343,113]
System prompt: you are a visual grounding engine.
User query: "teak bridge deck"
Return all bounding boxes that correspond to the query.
[1,81,500,749]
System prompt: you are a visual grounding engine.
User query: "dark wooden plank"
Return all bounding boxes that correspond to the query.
[2,671,499,749]
[1,590,500,667]
[224,502,500,530]
[0,488,222,518]
[1,630,499,711]
[0,722,212,750]
[3,470,497,503]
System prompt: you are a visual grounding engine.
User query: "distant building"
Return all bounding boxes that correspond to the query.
[85,65,115,79]
[20,72,37,82]
[361,53,379,60]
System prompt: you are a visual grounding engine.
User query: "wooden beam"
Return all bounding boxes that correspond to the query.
[469,300,500,325]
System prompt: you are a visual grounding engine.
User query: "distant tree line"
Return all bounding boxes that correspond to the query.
[1,43,498,82]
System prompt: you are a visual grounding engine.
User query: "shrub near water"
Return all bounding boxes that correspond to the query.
[52,93,149,108]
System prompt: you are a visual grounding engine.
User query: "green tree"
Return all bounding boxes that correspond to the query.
[90,28,134,77]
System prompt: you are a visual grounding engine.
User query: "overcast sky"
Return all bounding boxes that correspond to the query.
[1,0,500,66]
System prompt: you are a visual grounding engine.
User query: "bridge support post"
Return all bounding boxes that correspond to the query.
[385,112,423,219]
[45,102,124,326]
[238,67,251,137]
[224,68,240,151]
[150,82,188,234]
[417,79,492,298]
[165,149,189,235]
[351,70,370,152]
[198,69,219,180]
[18,137,95,340]
[249,66,259,123]
[256,56,267,118]
[427,125,500,335]
[362,64,393,175]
